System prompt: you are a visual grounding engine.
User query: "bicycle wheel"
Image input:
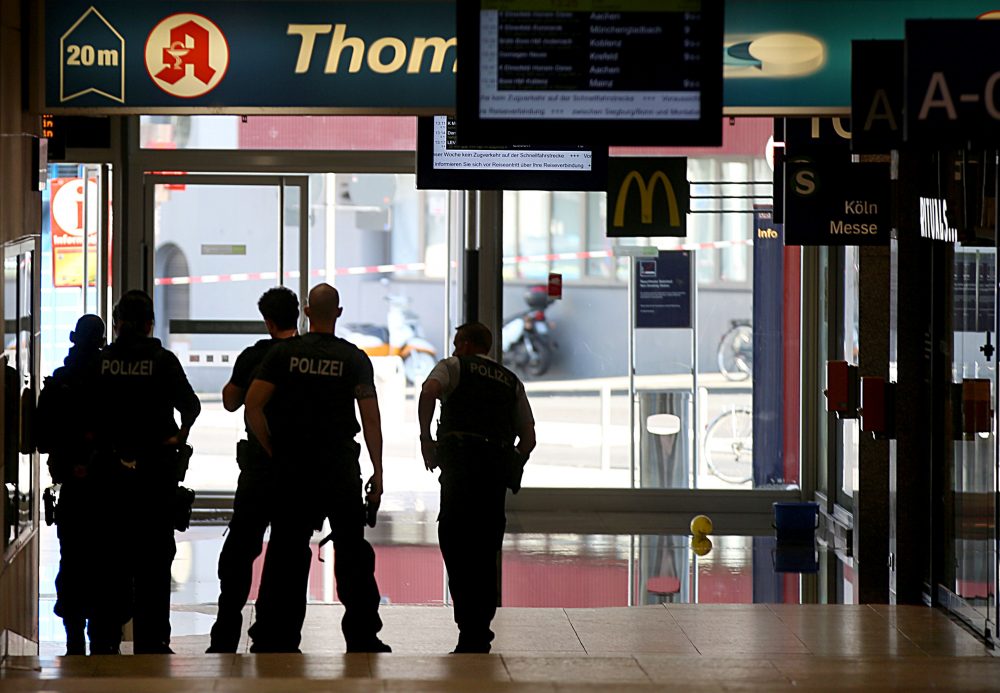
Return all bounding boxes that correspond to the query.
[717,325,753,381]
[703,407,753,484]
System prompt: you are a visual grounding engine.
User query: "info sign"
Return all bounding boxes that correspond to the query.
[50,177,99,287]
[635,251,692,330]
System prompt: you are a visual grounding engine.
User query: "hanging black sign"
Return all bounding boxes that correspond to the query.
[607,157,689,238]
[905,20,1000,146]
[851,40,903,153]
[784,158,890,246]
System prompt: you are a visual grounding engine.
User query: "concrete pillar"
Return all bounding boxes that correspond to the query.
[856,245,890,602]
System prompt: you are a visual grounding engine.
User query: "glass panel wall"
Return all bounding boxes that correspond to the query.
[948,246,996,631]
[135,115,796,494]
[500,155,776,489]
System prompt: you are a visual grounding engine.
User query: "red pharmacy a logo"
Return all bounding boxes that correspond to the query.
[145,13,229,98]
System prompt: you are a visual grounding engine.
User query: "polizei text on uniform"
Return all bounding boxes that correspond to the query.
[102,359,153,376]
[468,360,513,386]
[290,357,344,376]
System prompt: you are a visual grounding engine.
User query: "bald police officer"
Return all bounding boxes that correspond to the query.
[207,287,302,653]
[99,290,201,654]
[418,322,536,653]
[244,283,389,653]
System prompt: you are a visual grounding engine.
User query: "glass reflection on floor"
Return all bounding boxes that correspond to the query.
[39,520,856,649]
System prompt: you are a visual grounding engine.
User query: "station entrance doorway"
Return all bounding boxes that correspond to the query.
[142,166,463,515]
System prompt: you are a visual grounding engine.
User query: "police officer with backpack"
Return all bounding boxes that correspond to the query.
[244,283,389,653]
[37,315,107,654]
[98,290,201,654]
[206,286,302,653]
[418,321,536,653]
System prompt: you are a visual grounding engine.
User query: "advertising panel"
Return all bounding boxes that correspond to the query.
[49,177,98,288]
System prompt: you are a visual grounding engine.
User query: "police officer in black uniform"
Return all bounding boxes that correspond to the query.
[98,290,201,654]
[37,315,106,654]
[244,282,389,653]
[207,286,301,653]
[418,321,536,654]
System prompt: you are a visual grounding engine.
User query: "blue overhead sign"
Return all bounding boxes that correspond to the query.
[44,0,457,112]
[45,0,1000,114]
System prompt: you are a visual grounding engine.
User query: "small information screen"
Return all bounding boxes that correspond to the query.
[416,116,607,191]
[458,0,722,145]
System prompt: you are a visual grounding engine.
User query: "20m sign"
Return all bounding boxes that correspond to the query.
[60,7,125,103]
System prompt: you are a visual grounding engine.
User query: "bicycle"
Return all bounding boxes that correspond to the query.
[703,407,753,484]
[717,320,753,381]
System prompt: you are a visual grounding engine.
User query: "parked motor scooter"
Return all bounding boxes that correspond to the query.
[341,293,437,384]
[502,285,557,378]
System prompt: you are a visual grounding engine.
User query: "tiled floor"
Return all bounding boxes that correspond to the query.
[4,604,998,691]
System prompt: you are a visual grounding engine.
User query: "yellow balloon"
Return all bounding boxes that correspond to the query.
[691,536,713,556]
[690,514,713,536]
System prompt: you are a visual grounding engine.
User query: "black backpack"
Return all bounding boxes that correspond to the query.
[36,372,91,456]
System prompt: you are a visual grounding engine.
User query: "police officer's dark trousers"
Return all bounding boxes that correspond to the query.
[249,446,382,652]
[85,462,133,654]
[437,439,508,653]
[209,455,273,652]
[127,451,177,654]
[53,478,92,654]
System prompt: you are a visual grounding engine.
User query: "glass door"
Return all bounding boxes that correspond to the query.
[946,246,997,639]
[308,173,452,514]
[40,164,113,380]
[3,236,41,555]
[145,174,308,494]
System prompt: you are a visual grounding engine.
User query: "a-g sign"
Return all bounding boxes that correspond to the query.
[906,19,1000,146]
[607,158,689,238]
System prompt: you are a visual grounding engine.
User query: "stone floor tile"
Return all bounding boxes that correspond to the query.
[371,653,510,681]
[635,654,787,680]
[229,653,372,679]
[494,624,586,653]
[575,629,697,655]
[502,655,650,683]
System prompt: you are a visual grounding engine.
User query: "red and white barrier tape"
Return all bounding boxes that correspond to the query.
[154,239,751,286]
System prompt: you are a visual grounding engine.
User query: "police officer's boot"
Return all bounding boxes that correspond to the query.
[63,619,86,656]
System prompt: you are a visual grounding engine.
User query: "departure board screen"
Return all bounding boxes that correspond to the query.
[456,0,723,146]
[416,116,608,191]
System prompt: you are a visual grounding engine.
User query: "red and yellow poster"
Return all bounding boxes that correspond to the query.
[50,177,99,288]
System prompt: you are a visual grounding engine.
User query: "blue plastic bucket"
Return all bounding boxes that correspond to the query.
[772,545,820,574]
[772,502,819,543]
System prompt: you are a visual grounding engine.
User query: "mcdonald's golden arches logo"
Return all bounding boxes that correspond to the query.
[607,157,688,238]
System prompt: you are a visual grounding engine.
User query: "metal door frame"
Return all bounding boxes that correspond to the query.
[142,174,310,321]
